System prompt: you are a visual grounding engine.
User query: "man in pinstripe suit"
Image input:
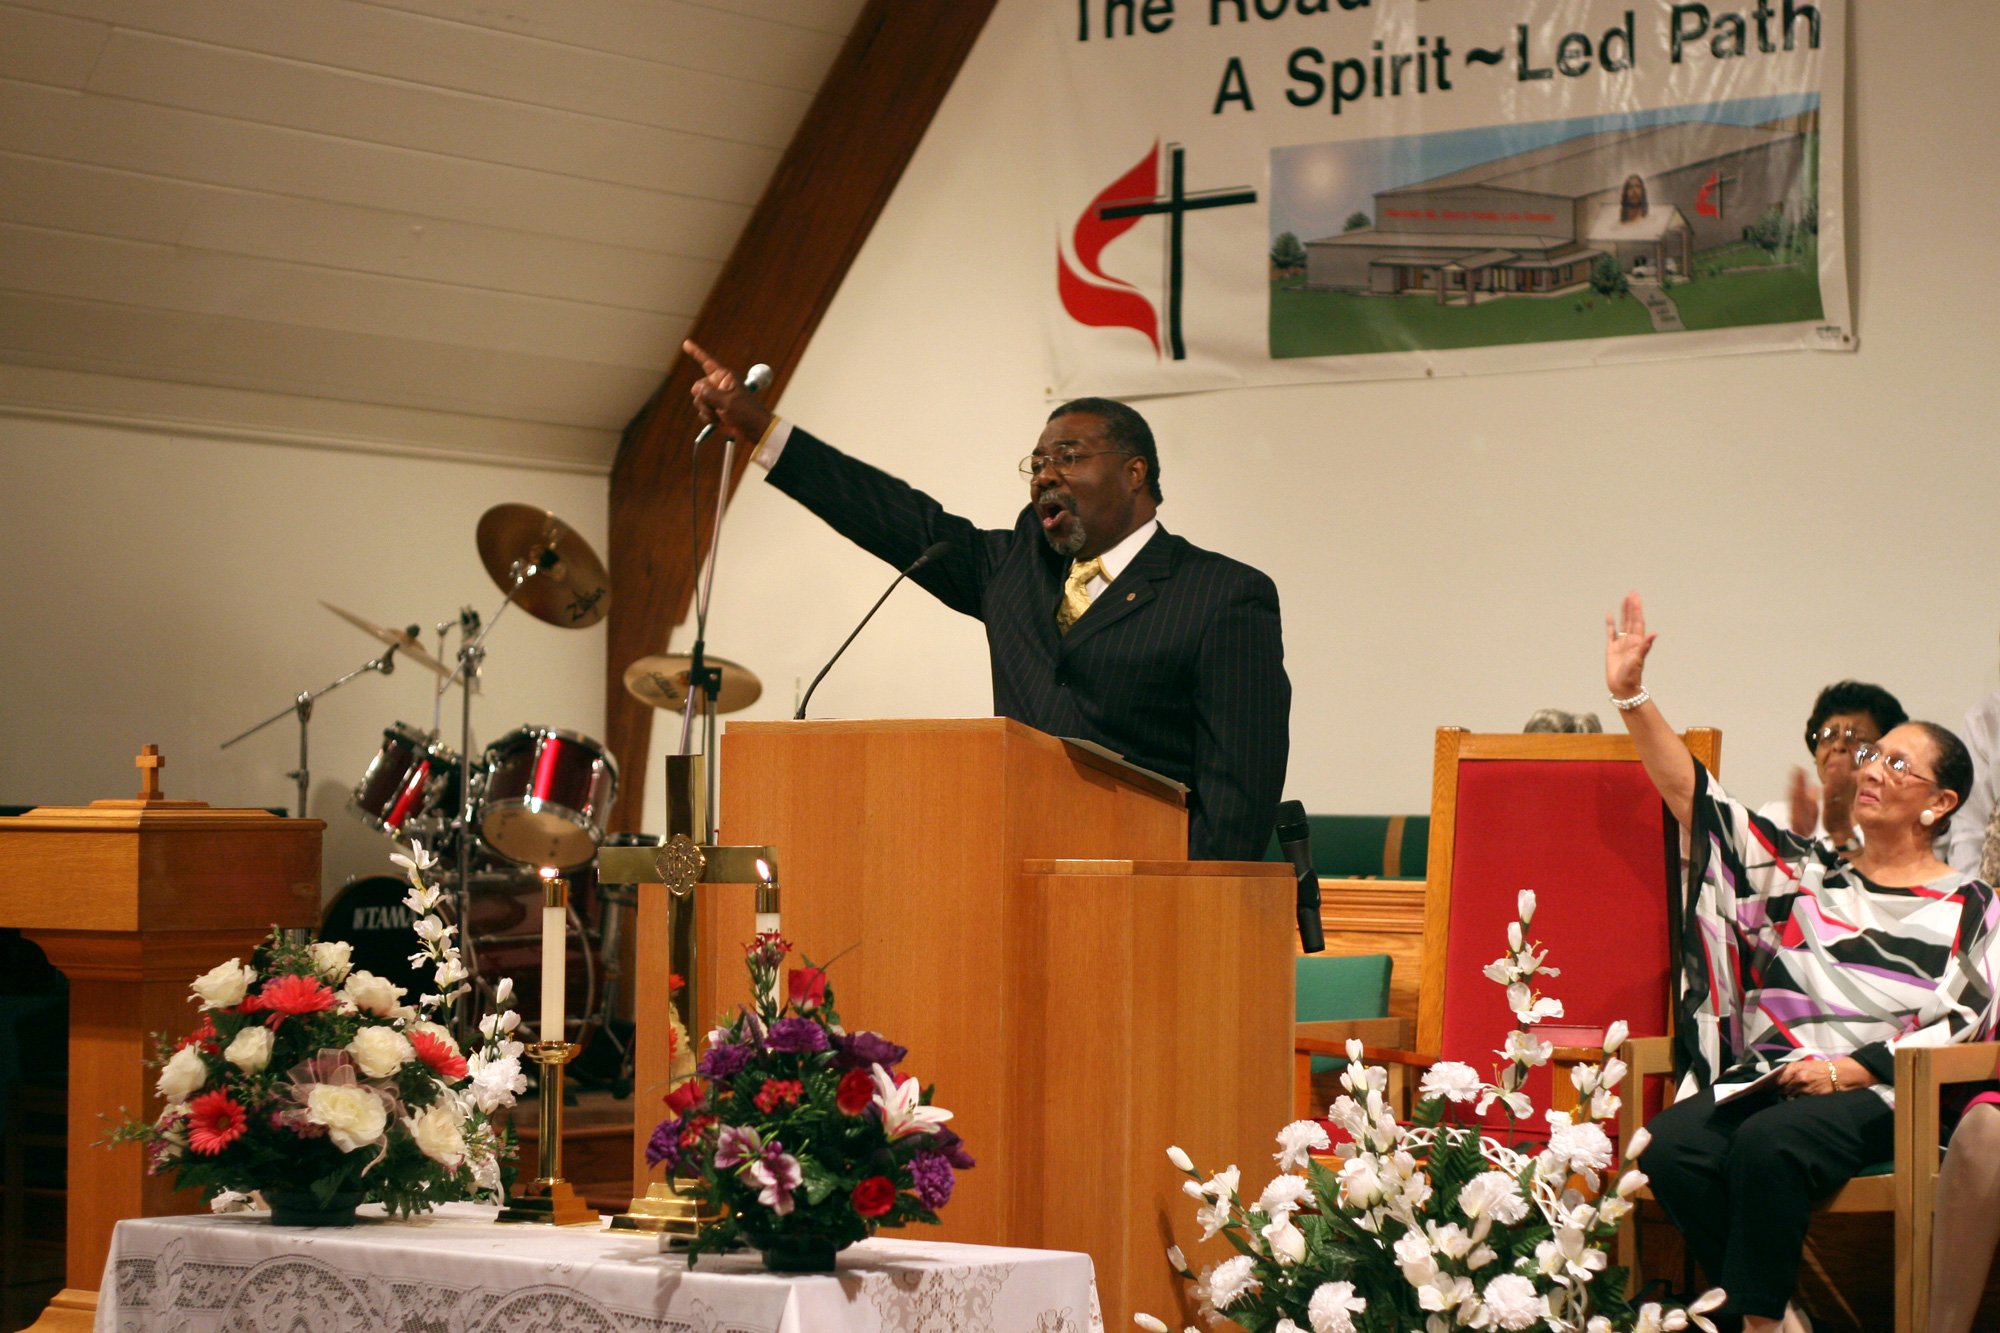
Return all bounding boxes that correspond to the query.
[684,342,1290,861]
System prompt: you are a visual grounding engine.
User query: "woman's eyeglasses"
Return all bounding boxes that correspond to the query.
[1853,742,1937,786]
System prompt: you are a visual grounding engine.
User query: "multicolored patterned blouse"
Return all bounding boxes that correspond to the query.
[1675,764,2000,1104]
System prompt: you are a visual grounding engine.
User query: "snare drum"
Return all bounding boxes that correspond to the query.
[350,722,461,837]
[478,726,618,869]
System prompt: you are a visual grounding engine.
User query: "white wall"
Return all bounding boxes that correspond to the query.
[0,422,607,894]
[5,1,1995,885]
[691,0,2000,822]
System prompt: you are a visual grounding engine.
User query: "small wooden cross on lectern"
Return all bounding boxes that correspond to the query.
[135,744,167,801]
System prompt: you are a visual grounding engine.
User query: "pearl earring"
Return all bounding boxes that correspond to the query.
[1920,809,1937,827]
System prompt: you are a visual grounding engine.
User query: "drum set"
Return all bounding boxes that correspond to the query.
[222,501,763,1095]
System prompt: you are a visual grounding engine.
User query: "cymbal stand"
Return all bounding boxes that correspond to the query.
[220,648,399,819]
[438,570,530,1044]
[676,430,737,843]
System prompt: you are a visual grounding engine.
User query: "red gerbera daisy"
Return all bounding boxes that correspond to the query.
[241,973,336,1027]
[408,1029,468,1080]
[186,1089,248,1155]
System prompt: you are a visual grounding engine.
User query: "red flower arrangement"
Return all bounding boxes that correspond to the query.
[651,933,972,1268]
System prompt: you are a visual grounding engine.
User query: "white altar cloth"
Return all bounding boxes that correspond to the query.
[96,1203,1103,1333]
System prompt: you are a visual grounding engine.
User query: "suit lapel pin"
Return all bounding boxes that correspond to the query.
[1125,592,1136,601]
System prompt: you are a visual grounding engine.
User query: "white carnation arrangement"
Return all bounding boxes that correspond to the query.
[1139,891,1723,1333]
[112,840,527,1219]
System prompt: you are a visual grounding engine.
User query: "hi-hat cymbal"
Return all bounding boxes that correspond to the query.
[475,504,609,629]
[623,654,763,714]
[320,602,452,680]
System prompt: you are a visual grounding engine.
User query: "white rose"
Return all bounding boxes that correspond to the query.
[223,1025,273,1074]
[341,970,407,1018]
[405,1103,468,1169]
[348,1026,414,1078]
[309,940,353,983]
[190,958,255,1009]
[306,1083,388,1153]
[1264,1215,1308,1265]
[157,1045,209,1102]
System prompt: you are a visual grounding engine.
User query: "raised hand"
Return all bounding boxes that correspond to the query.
[683,339,774,444]
[1785,765,1820,838]
[1604,591,1657,698]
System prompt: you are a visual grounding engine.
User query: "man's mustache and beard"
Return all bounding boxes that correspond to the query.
[1036,488,1087,557]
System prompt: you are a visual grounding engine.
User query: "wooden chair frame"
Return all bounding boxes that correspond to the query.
[1296,727,1721,1121]
[1617,1035,2000,1332]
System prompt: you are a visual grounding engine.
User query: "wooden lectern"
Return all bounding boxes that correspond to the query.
[719,718,1292,1329]
[0,748,322,1326]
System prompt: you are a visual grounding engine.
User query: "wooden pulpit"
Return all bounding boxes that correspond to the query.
[0,748,322,1325]
[718,718,1292,1329]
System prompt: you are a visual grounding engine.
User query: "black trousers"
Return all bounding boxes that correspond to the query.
[1639,1084,1895,1321]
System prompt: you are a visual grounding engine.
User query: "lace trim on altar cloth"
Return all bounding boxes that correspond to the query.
[102,1220,1104,1333]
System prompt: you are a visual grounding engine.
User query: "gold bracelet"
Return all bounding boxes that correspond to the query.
[1825,1058,1841,1093]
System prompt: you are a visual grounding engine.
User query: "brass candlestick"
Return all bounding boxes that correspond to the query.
[496,1040,597,1226]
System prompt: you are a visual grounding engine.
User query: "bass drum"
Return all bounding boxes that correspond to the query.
[319,876,426,998]
[322,871,594,1041]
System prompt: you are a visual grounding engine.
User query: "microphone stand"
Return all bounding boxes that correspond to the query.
[677,430,737,844]
[221,648,399,819]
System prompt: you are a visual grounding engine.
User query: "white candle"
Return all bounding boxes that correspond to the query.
[540,870,566,1043]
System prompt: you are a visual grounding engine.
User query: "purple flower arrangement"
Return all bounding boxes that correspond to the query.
[650,931,972,1266]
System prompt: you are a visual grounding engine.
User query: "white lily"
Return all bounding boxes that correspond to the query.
[869,1063,951,1139]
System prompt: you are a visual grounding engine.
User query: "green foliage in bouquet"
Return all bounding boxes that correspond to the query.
[649,932,974,1264]
[108,843,526,1217]
[1140,891,1725,1333]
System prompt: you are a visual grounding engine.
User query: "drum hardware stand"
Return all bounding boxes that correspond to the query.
[220,646,401,819]
[437,568,538,1043]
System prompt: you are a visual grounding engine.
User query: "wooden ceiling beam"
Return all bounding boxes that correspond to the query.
[606,0,1000,831]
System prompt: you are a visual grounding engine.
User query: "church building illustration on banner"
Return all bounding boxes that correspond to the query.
[1268,96,1824,358]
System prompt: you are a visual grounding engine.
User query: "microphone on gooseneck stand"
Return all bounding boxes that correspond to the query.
[1276,799,1326,953]
[694,362,774,446]
[794,542,953,721]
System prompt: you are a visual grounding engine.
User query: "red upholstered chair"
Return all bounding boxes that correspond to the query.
[1297,726,1720,1135]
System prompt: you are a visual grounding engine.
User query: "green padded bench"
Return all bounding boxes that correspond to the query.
[1268,813,1429,880]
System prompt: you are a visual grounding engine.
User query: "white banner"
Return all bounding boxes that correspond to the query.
[1046,0,1850,397]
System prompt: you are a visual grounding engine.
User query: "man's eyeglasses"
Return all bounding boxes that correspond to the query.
[1853,742,1937,786]
[1810,724,1874,750]
[1019,447,1124,478]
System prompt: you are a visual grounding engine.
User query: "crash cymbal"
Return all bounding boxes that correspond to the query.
[475,504,609,629]
[623,654,763,714]
[319,602,452,680]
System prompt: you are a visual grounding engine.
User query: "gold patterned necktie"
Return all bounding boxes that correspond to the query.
[1055,557,1104,635]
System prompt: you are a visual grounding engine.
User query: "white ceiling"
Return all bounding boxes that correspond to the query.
[0,0,868,471]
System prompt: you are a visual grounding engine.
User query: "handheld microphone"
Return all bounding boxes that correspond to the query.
[795,541,952,721]
[695,362,774,446]
[1276,799,1325,953]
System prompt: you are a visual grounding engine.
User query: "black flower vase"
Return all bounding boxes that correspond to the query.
[265,1189,366,1227]
[758,1234,840,1273]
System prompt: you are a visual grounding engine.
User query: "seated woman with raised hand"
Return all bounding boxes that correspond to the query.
[1604,592,2000,1333]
